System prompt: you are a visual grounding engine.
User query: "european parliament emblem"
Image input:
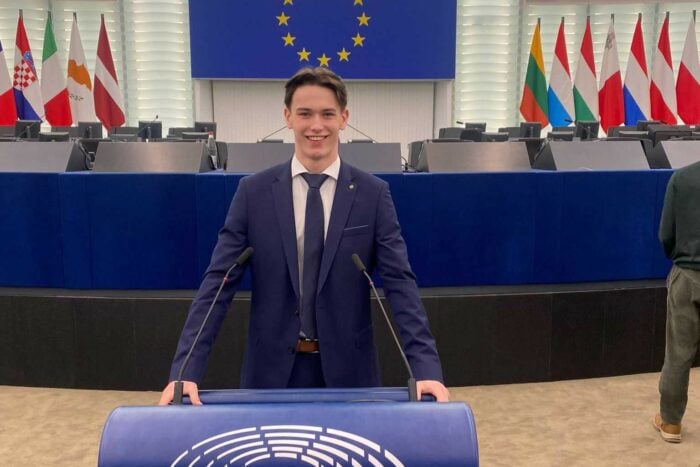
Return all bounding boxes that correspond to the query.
[276,0,370,70]
[190,0,456,79]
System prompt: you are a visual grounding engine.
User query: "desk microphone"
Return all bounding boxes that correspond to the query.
[257,125,288,142]
[136,114,159,140]
[172,246,254,405]
[17,120,41,139]
[346,123,378,143]
[351,253,418,402]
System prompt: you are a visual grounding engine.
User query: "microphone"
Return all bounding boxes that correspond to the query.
[351,253,418,402]
[136,114,159,141]
[17,120,41,139]
[257,125,288,142]
[346,123,378,143]
[172,246,254,405]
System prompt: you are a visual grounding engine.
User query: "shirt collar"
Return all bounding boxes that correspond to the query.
[291,154,340,181]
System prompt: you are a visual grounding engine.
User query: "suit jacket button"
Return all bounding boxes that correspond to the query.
[288,346,296,354]
[294,309,299,316]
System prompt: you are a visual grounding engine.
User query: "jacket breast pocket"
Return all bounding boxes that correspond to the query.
[342,224,370,237]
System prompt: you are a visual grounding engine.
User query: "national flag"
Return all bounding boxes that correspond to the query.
[573,17,598,122]
[519,20,549,127]
[13,11,43,121]
[651,12,677,124]
[547,18,574,127]
[676,14,700,124]
[94,14,125,131]
[598,18,624,133]
[41,12,72,126]
[67,12,95,122]
[0,39,17,125]
[623,14,650,125]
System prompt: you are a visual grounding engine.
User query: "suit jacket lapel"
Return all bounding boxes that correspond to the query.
[272,160,300,300]
[318,161,356,291]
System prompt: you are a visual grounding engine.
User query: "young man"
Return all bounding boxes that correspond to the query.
[654,160,700,443]
[159,67,449,404]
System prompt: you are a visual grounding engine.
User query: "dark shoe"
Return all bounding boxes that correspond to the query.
[653,414,682,443]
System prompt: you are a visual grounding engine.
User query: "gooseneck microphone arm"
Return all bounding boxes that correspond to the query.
[257,125,288,142]
[17,120,41,139]
[172,246,254,405]
[345,123,378,142]
[136,114,159,139]
[351,253,418,402]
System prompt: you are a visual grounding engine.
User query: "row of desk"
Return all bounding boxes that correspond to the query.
[0,170,673,289]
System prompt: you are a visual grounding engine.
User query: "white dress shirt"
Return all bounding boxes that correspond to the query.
[291,155,340,296]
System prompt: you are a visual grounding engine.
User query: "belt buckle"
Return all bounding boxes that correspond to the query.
[297,338,320,354]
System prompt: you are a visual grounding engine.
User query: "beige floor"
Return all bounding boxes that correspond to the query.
[1,370,699,466]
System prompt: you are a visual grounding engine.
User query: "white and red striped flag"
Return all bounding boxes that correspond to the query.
[0,38,17,125]
[676,13,700,124]
[598,17,624,133]
[651,12,677,124]
[94,14,124,131]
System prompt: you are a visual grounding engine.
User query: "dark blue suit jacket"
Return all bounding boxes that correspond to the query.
[170,159,443,388]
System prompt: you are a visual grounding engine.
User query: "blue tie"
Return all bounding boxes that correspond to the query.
[300,173,329,340]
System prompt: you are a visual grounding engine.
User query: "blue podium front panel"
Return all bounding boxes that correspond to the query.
[99,392,478,466]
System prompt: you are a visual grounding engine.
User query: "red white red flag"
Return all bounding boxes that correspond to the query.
[94,14,124,131]
[650,13,678,124]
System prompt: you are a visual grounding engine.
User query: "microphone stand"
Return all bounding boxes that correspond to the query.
[136,114,159,142]
[346,123,378,143]
[351,254,418,402]
[257,125,288,142]
[172,247,254,405]
[17,120,41,140]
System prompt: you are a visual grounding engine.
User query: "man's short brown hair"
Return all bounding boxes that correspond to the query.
[284,67,348,110]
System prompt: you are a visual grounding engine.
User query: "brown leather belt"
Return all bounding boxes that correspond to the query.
[296,339,320,353]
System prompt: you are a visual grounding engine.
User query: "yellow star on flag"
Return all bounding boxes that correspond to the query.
[276,12,290,26]
[282,32,296,46]
[337,48,351,62]
[317,53,331,67]
[297,48,311,62]
[352,33,365,47]
[283,0,293,4]
[354,0,363,5]
[357,12,370,26]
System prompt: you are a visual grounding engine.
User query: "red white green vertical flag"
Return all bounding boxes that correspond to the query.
[573,17,598,122]
[41,11,72,125]
[519,19,549,127]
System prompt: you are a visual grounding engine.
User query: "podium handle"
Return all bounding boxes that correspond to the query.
[408,377,418,402]
[172,380,184,405]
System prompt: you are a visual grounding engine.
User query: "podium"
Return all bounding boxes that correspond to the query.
[99,388,478,466]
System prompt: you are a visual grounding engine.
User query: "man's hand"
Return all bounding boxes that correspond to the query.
[157,381,202,406]
[417,380,450,402]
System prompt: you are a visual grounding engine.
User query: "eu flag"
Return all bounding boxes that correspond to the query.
[189,0,456,80]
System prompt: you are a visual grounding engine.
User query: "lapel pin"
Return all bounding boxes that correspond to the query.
[348,183,356,190]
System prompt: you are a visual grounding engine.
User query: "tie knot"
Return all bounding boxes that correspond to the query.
[301,173,329,189]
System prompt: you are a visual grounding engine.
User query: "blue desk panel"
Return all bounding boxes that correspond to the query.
[0,173,64,287]
[0,171,674,289]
